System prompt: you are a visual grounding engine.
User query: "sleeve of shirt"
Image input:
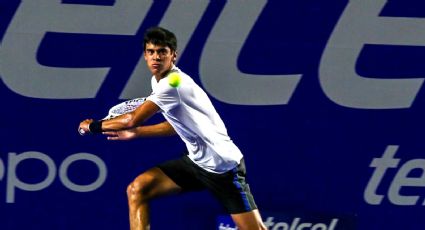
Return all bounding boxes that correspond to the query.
[147,79,180,112]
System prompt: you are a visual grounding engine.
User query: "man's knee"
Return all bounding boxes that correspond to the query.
[126,183,136,198]
[232,210,268,230]
[127,174,154,203]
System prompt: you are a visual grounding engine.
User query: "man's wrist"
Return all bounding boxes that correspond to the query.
[88,120,103,134]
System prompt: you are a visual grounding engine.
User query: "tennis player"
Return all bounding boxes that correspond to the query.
[79,26,266,230]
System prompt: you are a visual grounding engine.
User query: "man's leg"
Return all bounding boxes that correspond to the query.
[231,209,268,230]
[127,167,182,230]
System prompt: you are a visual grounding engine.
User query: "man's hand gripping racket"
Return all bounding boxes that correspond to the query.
[78,97,146,136]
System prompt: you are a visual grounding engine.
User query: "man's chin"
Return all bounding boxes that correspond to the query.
[150,68,161,75]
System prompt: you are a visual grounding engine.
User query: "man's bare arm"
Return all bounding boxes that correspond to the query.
[101,100,160,131]
[103,121,177,141]
[79,100,161,134]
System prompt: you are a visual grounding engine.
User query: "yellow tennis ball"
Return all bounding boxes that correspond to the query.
[168,72,181,87]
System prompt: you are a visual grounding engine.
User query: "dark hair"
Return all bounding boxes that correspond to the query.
[143,26,177,52]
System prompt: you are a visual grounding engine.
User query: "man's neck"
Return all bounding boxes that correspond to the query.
[154,65,175,82]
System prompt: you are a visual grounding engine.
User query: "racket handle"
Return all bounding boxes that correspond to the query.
[78,127,87,136]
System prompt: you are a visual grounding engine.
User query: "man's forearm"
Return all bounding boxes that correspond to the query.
[101,100,160,132]
[100,113,133,131]
[134,121,177,137]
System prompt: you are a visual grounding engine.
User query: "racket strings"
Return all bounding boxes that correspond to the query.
[107,98,146,119]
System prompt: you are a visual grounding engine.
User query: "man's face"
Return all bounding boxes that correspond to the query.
[144,42,176,79]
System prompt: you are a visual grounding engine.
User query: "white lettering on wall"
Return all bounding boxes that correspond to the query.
[320,0,425,109]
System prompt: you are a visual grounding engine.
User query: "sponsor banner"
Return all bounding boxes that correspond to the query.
[217,211,356,230]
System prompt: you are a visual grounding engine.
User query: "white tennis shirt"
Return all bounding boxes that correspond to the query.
[147,66,243,173]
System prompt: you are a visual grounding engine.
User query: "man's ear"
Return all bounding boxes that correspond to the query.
[173,51,177,62]
[143,51,148,61]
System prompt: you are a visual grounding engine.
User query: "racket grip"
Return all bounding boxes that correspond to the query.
[78,127,87,136]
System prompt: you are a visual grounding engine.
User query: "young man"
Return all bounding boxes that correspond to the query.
[79,27,266,230]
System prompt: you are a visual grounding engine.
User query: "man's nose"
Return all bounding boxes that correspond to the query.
[153,52,161,60]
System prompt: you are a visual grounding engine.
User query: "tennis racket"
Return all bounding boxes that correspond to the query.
[78,97,146,135]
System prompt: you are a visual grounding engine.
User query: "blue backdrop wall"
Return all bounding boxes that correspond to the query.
[1,0,424,229]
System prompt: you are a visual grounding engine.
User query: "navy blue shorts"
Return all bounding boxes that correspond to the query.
[157,156,258,214]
